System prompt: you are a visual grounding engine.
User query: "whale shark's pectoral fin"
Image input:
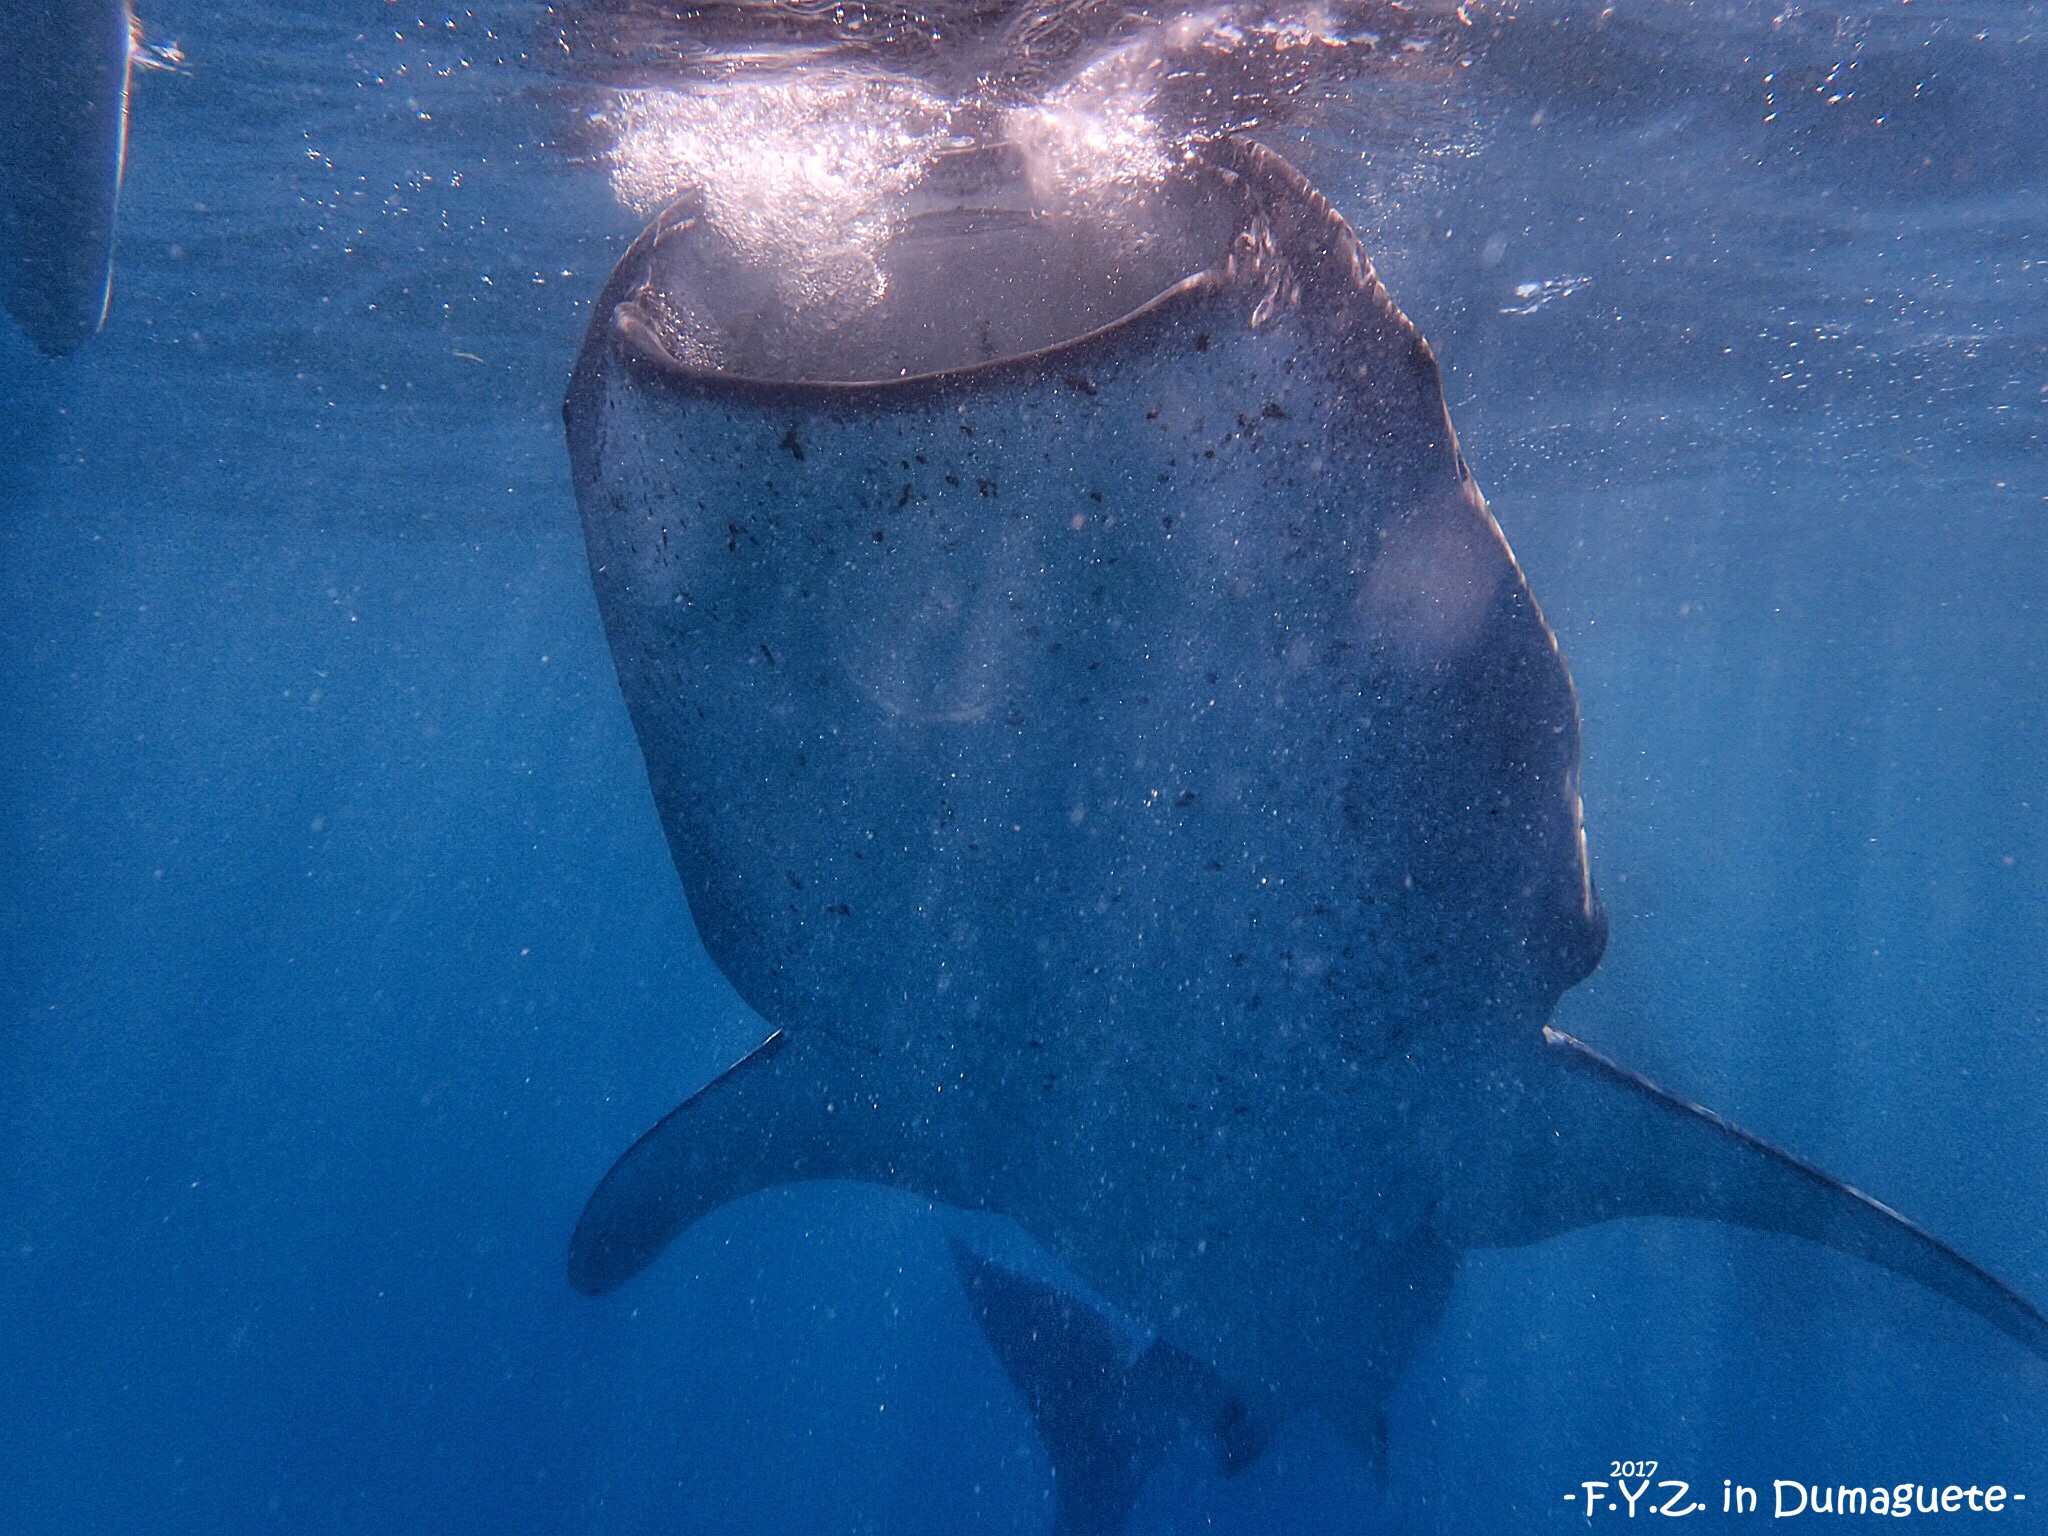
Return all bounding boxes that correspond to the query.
[1441,1026,2048,1359]
[949,1239,1266,1536]
[567,1028,933,1295]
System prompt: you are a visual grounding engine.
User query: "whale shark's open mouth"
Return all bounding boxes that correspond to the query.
[572,2,1466,385]
[618,139,1252,384]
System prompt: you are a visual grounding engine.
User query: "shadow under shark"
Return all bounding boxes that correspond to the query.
[559,130,2046,1531]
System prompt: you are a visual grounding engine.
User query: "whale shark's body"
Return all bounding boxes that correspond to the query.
[560,126,2045,1530]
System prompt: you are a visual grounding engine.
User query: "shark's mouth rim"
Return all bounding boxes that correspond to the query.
[609,260,1225,400]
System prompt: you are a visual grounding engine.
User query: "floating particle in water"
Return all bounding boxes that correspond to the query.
[1499,273,1593,315]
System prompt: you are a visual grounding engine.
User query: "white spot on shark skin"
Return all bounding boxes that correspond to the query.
[839,574,1009,726]
[1357,492,1506,669]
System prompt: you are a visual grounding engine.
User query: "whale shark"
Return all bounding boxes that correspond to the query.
[0,0,137,355]
[557,116,2047,1532]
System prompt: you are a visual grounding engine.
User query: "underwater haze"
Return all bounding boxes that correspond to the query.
[3,1,2045,1531]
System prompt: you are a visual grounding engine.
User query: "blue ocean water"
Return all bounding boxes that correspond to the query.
[2,3,2043,1532]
